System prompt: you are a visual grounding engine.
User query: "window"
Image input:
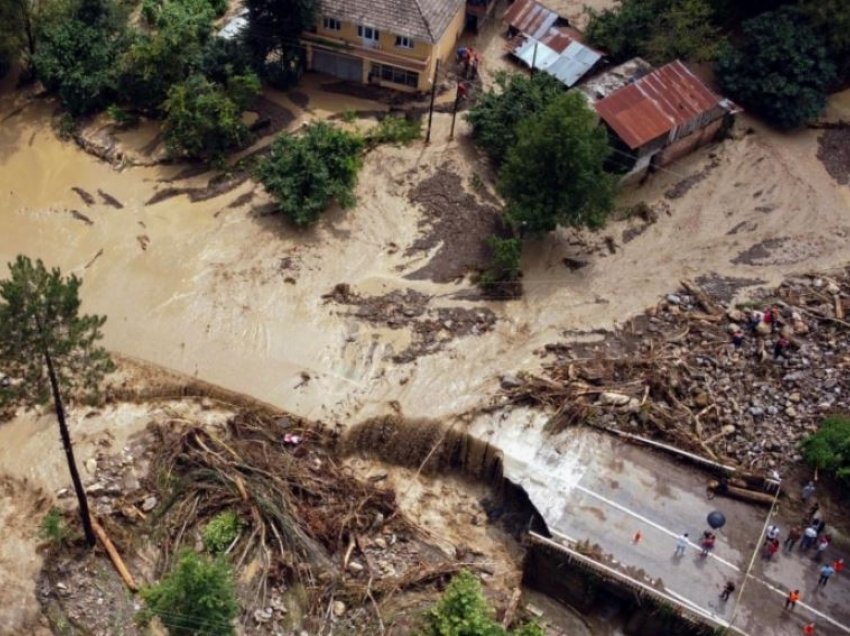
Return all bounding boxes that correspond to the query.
[395,36,414,49]
[323,17,341,31]
[357,25,380,41]
[371,63,419,88]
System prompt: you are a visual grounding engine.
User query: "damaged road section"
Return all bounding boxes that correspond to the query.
[324,284,497,363]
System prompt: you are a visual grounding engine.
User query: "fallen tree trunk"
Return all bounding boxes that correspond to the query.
[91,517,138,591]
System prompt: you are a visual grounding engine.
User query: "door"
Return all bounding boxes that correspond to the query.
[311,50,364,83]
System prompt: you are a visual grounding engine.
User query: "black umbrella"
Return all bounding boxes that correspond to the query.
[707,510,727,529]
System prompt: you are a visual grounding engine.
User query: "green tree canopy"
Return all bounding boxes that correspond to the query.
[466,71,563,166]
[497,91,615,236]
[141,551,238,636]
[32,0,130,116]
[799,0,850,83]
[421,570,543,636]
[715,6,835,129]
[256,122,364,226]
[118,0,215,112]
[162,72,259,164]
[243,0,318,86]
[801,415,850,483]
[0,255,114,547]
[586,0,719,65]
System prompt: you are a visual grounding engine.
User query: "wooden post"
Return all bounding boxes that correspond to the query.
[530,40,538,77]
[426,60,440,144]
[91,516,138,591]
[449,83,462,140]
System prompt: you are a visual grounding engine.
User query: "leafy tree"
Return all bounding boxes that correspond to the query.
[196,36,254,87]
[0,0,64,72]
[141,550,238,635]
[256,122,364,226]
[421,570,543,636]
[715,7,836,129]
[466,71,563,165]
[162,72,259,163]
[32,0,130,116]
[118,0,214,112]
[801,415,850,483]
[586,0,718,65]
[799,0,850,83]
[498,92,615,236]
[243,0,318,86]
[646,0,719,63]
[0,256,114,547]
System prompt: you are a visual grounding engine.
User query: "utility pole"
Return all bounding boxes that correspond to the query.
[45,349,96,547]
[426,59,440,144]
[530,40,538,77]
[449,82,464,140]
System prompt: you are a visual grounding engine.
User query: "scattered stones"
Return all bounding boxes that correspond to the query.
[333,601,347,617]
[347,560,365,574]
[254,608,273,624]
[500,374,522,389]
[141,495,157,512]
[85,458,97,474]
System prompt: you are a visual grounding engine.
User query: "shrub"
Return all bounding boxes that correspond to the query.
[140,550,238,635]
[40,508,69,544]
[366,115,422,145]
[715,7,835,129]
[202,510,240,554]
[801,415,850,482]
[478,236,522,298]
[421,570,543,636]
[256,122,364,226]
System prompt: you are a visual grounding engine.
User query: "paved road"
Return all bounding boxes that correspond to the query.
[480,421,850,636]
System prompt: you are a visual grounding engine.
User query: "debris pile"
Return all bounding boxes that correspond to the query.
[324,284,497,363]
[40,409,477,634]
[501,271,850,469]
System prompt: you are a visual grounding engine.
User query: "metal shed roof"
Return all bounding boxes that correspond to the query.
[502,0,559,39]
[510,33,602,88]
[593,60,729,149]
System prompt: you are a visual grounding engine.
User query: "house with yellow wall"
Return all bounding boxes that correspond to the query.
[302,0,466,93]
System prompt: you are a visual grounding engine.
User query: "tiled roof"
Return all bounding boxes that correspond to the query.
[594,60,729,149]
[320,0,465,43]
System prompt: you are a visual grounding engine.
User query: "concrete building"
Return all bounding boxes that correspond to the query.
[592,60,737,175]
[302,0,467,92]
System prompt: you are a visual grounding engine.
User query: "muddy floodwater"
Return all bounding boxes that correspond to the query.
[3,86,850,428]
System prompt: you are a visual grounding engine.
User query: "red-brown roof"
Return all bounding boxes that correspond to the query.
[594,60,727,149]
[502,0,559,39]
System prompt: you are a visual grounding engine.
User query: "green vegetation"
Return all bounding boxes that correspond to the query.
[466,71,563,165]
[243,0,318,87]
[202,510,240,554]
[421,570,544,636]
[0,256,114,547]
[478,237,522,298]
[141,550,238,635]
[801,415,850,482]
[498,92,615,236]
[366,115,422,146]
[256,122,364,226]
[163,72,260,163]
[799,0,850,83]
[586,0,719,65]
[40,507,69,544]
[715,7,835,129]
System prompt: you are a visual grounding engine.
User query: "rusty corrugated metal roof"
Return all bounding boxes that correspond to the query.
[594,60,729,149]
[502,0,559,39]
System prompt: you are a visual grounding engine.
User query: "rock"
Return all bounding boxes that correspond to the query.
[85,458,97,475]
[333,601,346,617]
[500,374,522,389]
[693,392,710,408]
[599,391,631,406]
[123,474,141,493]
[373,537,387,550]
[789,392,801,403]
[825,280,840,294]
[56,488,70,499]
[87,482,105,495]
[348,560,365,574]
[749,406,764,417]
[368,472,388,483]
[666,294,681,305]
[254,608,273,624]
[141,496,158,512]
[785,406,797,417]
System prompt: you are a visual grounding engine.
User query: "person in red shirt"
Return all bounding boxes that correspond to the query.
[834,558,844,574]
[803,623,815,635]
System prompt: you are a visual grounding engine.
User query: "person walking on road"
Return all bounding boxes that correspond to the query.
[674,533,689,557]
[701,532,716,557]
[834,558,844,575]
[800,525,818,551]
[803,623,815,635]
[720,581,736,602]
[802,481,816,501]
[818,564,835,587]
[766,524,781,542]
[785,526,802,551]
[785,589,801,610]
[764,538,780,560]
[813,535,830,562]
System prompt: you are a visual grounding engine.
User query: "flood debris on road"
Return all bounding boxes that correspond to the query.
[499,270,850,470]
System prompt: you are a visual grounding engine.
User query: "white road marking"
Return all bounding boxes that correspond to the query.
[564,484,850,635]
